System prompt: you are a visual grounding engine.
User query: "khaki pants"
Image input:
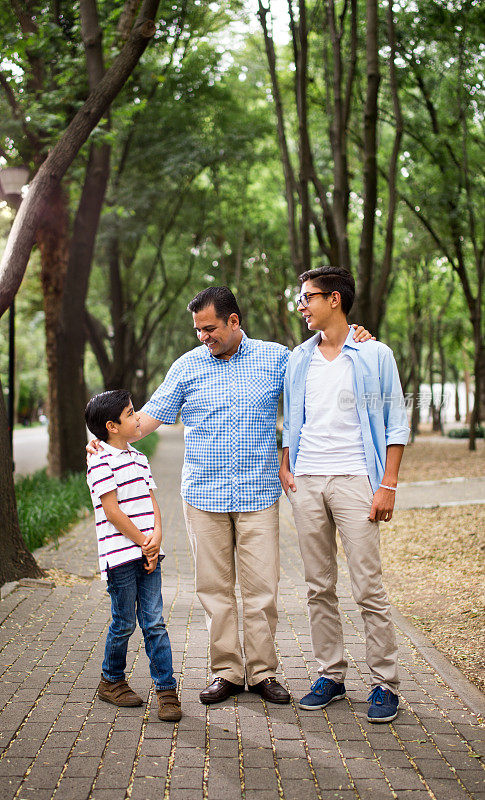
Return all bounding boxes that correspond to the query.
[183,501,280,685]
[289,475,399,693]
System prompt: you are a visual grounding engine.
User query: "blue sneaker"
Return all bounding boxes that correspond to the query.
[299,677,346,710]
[367,686,399,723]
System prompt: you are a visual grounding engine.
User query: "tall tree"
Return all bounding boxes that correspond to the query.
[258,0,404,331]
[0,0,162,583]
[393,0,484,447]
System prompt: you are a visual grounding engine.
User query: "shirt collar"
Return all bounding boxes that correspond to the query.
[302,326,357,353]
[101,441,136,457]
[341,325,361,351]
[204,330,249,361]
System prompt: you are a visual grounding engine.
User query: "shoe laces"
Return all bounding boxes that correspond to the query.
[310,676,334,695]
[368,685,387,704]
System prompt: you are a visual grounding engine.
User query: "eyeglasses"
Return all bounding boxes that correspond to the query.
[295,291,332,308]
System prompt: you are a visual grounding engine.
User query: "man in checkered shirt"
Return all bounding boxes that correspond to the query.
[96,286,369,705]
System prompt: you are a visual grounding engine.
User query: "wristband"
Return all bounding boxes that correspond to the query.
[380,484,397,491]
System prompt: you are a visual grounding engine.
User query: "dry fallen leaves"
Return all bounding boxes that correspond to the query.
[399,436,485,482]
[380,505,485,692]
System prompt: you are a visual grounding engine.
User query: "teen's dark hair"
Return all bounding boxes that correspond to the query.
[187,286,243,325]
[299,266,355,316]
[85,389,132,442]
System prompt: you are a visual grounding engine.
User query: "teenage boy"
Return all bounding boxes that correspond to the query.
[85,390,181,722]
[280,267,409,723]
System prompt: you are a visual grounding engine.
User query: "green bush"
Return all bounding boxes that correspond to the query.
[132,432,159,459]
[16,432,160,552]
[448,427,484,439]
[16,470,92,552]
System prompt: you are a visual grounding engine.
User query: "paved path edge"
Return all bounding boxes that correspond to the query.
[390,603,485,718]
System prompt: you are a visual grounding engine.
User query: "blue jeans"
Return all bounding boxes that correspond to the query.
[102,558,176,691]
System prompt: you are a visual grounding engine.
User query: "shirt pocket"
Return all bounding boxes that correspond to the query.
[243,371,281,411]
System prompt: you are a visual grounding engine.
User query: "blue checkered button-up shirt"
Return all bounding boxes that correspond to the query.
[142,333,289,512]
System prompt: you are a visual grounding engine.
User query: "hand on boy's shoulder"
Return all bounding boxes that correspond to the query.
[86,437,103,454]
[86,438,104,463]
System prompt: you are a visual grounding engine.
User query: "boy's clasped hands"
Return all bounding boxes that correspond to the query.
[142,527,162,573]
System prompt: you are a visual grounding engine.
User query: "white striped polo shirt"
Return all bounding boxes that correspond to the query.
[86,441,163,579]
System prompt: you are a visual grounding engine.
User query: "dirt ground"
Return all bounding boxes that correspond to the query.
[380,504,485,693]
[384,437,484,693]
[334,437,484,693]
[399,435,485,482]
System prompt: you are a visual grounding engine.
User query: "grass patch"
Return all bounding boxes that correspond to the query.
[16,432,160,551]
[16,470,92,552]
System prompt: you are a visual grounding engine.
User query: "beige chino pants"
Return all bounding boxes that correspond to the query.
[289,475,399,693]
[183,501,280,686]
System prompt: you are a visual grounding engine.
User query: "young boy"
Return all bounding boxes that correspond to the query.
[85,390,181,722]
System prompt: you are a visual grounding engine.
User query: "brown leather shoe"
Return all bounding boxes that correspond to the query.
[97,675,143,707]
[249,677,290,704]
[156,689,182,721]
[199,677,245,705]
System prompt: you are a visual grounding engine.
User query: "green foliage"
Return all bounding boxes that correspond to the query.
[132,432,159,459]
[448,427,484,439]
[15,470,91,552]
[15,432,159,552]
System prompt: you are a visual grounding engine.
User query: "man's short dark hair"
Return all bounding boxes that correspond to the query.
[85,389,132,442]
[187,286,242,325]
[299,266,355,316]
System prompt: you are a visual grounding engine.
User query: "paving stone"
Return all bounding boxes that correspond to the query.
[244,767,279,791]
[351,777,395,799]
[130,776,166,800]
[0,775,23,798]
[62,755,101,778]
[425,777,473,799]
[54,776,95,800]
[135,754,169,777]
[282,777,323,799]
[169,765,203,789]
[0,757,33,776]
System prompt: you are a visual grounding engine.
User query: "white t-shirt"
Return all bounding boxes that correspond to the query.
[294,346,368,477]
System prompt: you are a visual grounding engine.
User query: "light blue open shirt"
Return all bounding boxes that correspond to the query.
[282,328,410,493]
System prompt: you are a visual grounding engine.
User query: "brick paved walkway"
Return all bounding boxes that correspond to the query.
[1,427,484,800]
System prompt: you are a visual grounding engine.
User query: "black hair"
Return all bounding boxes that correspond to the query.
[299,266,355,315]
[85,389,132,442]
[187,286,242,325]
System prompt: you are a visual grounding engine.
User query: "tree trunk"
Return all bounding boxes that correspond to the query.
[372,0,402,334]
[480,345,485,423]
[0,378,43,585]
[56,140,111,474]
[296,0,311,271]
[327,0,351,270]
[258,0,300,272]
[468,317,483,450]
[356,0,380,327]
[37,183,70,477]
[53,0,111,475]
[454,379,461,422]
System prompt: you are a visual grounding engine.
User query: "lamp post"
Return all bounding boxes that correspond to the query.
[0,165,29,459]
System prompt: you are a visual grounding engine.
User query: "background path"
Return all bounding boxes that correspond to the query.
[396,477,485,510]
[1,427,484,800]
[12,426,49,477]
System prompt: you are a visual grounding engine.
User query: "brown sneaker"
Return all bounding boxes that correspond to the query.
[156,689,182,721]
[98,675,143,707]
